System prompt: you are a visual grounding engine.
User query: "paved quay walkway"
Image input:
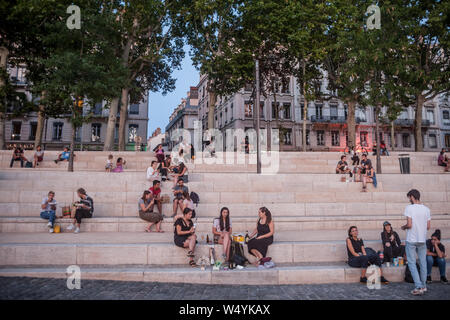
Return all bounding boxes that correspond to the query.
[1,276,449,300]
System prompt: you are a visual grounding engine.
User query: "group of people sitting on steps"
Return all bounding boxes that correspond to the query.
[336,153,376,192]
[9,145,73,168]
[39,188,94,234]
[346,189,447,295]
[173,206,274,268]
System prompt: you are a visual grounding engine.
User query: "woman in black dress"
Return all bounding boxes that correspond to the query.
[347,226,389,284]
[174,208,197,267]
[247,207,274,266]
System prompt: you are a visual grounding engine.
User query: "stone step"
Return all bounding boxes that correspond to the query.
[1,232,449,266]
[1,228,449,242]
[2,214,450,233]
[0,263,448,285]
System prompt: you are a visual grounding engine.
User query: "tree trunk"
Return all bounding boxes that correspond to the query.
[207,86,216,130]
[34,94,45,149]
[301,62,307,152]
[414,94,424,151]
[118,88,129,151]
[103,97,119,151]
[390,120,395,151]
[0,46,9,150]
[68,125,76,172]
[375,103,382,174]
[347,100,356,149]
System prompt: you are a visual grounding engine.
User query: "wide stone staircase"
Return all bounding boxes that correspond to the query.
[0,151,449,285]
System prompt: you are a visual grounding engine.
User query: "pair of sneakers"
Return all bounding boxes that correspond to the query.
[47,222,54,233]
[411,287,428,295]
[427,275,449,284]
[66,224,80,233]
[360,276,389,284]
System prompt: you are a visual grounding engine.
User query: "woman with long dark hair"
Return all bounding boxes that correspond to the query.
[247,207,274,266]
[212,207,233,262]
[381,221,405,263]
[138,190,163,233]
[347,226,389,284]
[174,207,197,267]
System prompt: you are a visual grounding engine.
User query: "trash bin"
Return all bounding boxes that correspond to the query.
[398,154,410,174]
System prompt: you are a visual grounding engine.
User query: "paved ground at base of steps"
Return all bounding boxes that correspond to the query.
[1,276,449,300]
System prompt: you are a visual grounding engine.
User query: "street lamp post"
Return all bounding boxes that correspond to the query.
[255,59,261,174]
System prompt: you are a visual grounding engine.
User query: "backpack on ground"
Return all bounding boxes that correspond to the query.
[230,241,247,266]
[190,192,200,206]
[25,161,33,168]
[405,262,420,283]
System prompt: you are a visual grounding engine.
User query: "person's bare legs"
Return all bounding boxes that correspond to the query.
[172,200,178,216]
[145,222,154,232]
[156,200,162,214]
[223,232,231,261]
[155,220,163,232]
[33,155,38,168]
[250,249,263,266]
[362,176,367,191]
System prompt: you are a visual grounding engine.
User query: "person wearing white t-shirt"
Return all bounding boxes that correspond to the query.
[401,189,431,296]
[146,161,159,181]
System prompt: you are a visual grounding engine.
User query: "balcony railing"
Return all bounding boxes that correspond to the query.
[310,116,363,124]
[394,119,431,127]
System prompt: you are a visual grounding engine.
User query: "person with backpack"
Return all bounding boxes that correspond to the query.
[212,207,233,263]
[426,229,448,284]
[247,207,274,266]
[347,226,389,284]
[401,189,431,295]
[381,221,406,264]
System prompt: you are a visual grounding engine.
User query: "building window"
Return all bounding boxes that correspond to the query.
[282,129,292,145]
[128,124,139,143]
[93,102,102,115]
[306,130,310,146]
[11,121,22,140]
[331,131,340,146]
[360,131,368,147]
[282,103,291,119]
[344,104,348,120]
[345,131,348,147]
[357,108,367,122]
[52,122,63,141]
[402,133,411,148]
[317,130,325,146]
[129,103,139,115]
[445,134,450,148]
[443,110,449,120]
[426,109,434,125]
[330,105,338,120]
[91,123,101,142]
[428,134,437,148]
[230,103,233,120]
[272,102,279,119]
[75,127,82,142]
[29,122,37,140]
[315,103,323,119]
[245,101,253,118]
[300,103,305,120]
[281,77,290,93]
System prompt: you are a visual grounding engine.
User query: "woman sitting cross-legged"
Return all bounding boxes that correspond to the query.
[138,190,163,233]
[347,225,389,284]
[174,208,197,267]
[247,207,274,266]
[212,207,233,263]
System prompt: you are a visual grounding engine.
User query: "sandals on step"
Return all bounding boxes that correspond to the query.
[187,251,195,257]
[189,260,196,267]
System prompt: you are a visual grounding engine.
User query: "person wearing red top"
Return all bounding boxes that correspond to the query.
[149,180,162,215]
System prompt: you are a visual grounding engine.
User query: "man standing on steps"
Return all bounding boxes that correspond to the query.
[401,189,431,296]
